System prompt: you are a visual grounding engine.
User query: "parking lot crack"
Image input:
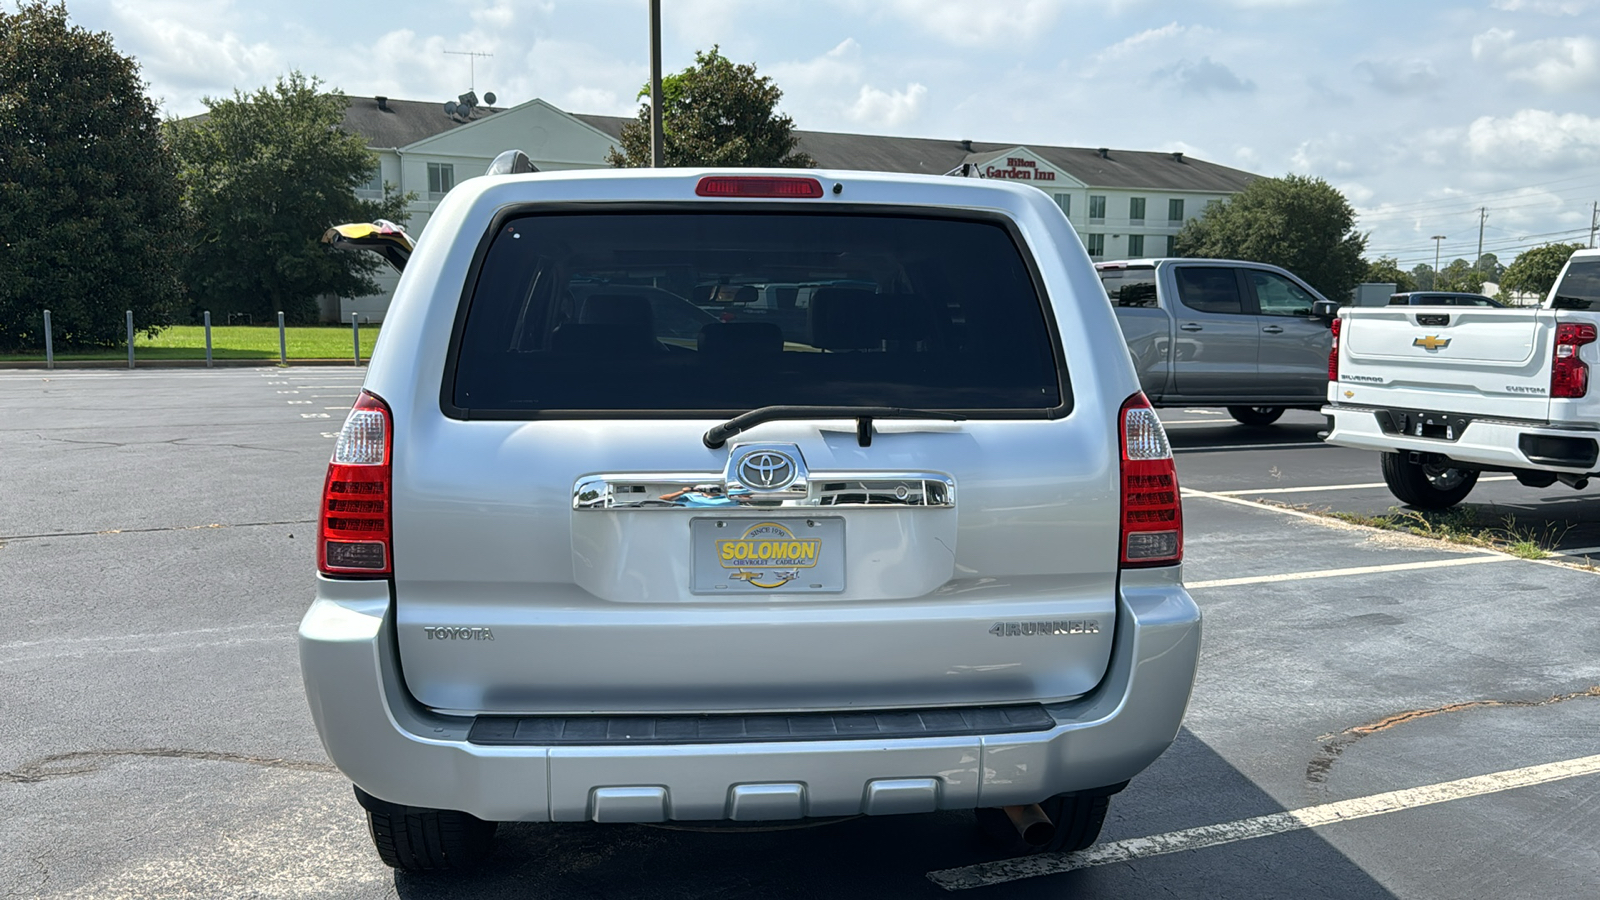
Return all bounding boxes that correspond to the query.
[0,519,315,542]
[1306,685,1600,794]
[0,748,338,785]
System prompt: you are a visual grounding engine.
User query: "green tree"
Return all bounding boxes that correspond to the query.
[1173,174,1367,301]
[1434,258,1483,293]
[607,47,814,169]
[1473,252,1504,283]
[1363,256,1417,293]
[1409,263,1435,291]
[167,72,411,324]
[0,1,185,351]
[1500,243,1582,300]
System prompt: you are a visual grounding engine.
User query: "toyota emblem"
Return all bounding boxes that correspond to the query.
[738,451,795,490]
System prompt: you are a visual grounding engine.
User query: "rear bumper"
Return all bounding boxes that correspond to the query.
[298,572,1201,823]
[1324,404,1600,474]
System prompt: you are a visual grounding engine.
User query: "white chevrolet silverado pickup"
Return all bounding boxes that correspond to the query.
[1323,248,1600,508]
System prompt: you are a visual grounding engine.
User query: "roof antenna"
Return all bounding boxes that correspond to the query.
[443,48,493,92]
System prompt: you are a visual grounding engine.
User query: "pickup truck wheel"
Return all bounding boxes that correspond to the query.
[1227,406,1285,426]
[1380,452,1479,509]
[974,793,1111,854]
[354,786,498,872]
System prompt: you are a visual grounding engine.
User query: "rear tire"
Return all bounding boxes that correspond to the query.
[975,792,1113,855]
[1380,452,1479,509]
[1227,406,1285,426]
[354,786,498,872]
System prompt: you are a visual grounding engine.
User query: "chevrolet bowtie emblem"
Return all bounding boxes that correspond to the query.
[1414,335,1451,351]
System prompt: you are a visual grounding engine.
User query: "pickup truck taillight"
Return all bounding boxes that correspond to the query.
[319,391,392,576]
[1328,316,1341,381]
[1120,392,1182,567]
[1552,323,1597,399]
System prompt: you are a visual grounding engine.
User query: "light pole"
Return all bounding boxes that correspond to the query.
[649,0,663,168]
[1431,235,1447,285]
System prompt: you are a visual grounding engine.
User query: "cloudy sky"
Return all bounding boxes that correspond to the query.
[41,0,1600,270]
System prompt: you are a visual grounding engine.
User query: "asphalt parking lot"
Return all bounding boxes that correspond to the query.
[3,371,1598,899]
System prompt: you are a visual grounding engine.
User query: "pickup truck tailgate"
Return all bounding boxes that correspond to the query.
[1338,307,1552,420]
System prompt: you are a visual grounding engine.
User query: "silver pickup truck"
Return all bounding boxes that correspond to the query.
[299,167,1202,872]
[1098,258,1336,425]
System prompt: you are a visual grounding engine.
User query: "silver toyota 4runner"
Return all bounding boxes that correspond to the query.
[298,167,1202,872]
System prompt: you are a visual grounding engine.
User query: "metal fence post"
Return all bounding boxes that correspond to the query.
[277,311,287,366]
[204,311,213,367]
[126,310,135,369]
[352,314,361,366]
[43,310,53,370]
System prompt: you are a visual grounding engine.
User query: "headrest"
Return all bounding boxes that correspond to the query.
[808,289,939,350]
[579,293,654,327]
[809,288,885,350]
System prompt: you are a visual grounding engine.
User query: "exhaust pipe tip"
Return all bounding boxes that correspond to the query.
[1002,803,1054,847]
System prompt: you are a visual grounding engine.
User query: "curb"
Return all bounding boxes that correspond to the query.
[0,359,367,370]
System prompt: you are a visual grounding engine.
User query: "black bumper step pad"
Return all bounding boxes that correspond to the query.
[467,704,1055,746]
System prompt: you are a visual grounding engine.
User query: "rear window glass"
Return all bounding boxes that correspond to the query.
[1099,266,1158,308]
[448,212,1064,415]
[1552,260,1600,310]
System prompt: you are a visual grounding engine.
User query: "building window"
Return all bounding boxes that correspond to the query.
[1166,235,1178,256]
[1053,193,1071,217]
[1168,198,1184,223]
[1088,195,1106,223]
[1086,233,1105,257]
[1129,197,1146,224]
[1127,234,1144,257]
[356,166,383,200]
[428,162,455,200]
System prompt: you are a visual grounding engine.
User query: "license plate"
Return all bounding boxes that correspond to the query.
[690,517,845,594]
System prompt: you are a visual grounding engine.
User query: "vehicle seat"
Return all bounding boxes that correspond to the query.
[697,322,783,360]
[552,293,661,355]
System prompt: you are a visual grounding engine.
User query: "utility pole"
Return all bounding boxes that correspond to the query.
[649,0,664,168]
[1432,235,1447,284]
[1477,207,1487,260]
[1591,201,1598,249]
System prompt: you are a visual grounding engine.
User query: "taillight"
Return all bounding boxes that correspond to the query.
[318,390,392,576]
[1120,392,1182,567]
[1552,322,1596,399]
[1328,316,1341,381]
[695,176,825,198]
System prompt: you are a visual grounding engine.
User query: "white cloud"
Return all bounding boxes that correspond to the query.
[847,82,927,128]
[1149,56,1255,96]
[109,2,280,96]
[1093,22,1187,62]
[875,0,1067,47]
[767,38,862,90]
[1465,109,1600,169]
[1473,28,1600,91]
[1490,0,1594,13]
[1356,57,1442,95]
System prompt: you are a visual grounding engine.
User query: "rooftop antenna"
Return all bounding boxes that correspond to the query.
[443,49,493,92]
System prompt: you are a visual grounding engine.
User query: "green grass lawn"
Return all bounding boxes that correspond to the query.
[1,325,380,361]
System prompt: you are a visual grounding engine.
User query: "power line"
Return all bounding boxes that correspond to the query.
[1351,172,1600,217]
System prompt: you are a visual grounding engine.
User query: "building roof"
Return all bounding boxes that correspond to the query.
[340,95,505,149]
[572,113,1255,193]
[330,97,1257,193]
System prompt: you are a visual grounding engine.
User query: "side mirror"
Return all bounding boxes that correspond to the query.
[1311,300,1340,324]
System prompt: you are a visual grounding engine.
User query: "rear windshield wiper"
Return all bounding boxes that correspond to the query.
[704,405,966,449]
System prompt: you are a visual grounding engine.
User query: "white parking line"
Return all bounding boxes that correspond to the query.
[1180,487,1333,521]
[1551,545,1600,559]
[1187,554,1506,589]
[1210,475,1517,496]
[927,753,1600,890]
